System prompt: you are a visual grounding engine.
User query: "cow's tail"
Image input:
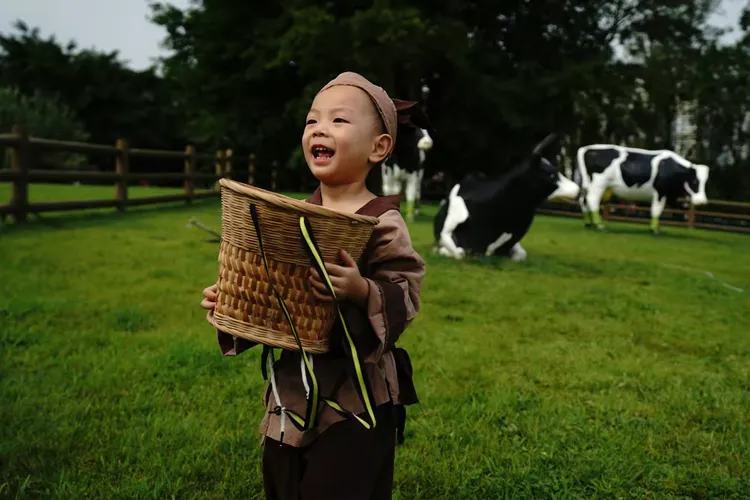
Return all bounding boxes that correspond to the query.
[433,198,448,243]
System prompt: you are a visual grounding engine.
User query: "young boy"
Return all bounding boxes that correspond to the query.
[200,71,426,500]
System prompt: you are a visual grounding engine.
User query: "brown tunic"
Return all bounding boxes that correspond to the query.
[216,187,425,447]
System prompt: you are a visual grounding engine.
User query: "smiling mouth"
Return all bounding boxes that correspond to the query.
[312,146,335,160]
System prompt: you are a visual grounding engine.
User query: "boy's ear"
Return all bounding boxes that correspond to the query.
[369,133,393,164]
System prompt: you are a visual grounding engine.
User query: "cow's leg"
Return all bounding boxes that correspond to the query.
[579,190,594,228]
[392,165,404,196]
[486,232,513,257]
[437,246,455,258]
[413,168,424,217]
[585,175,609,231]
[404,169,421,222]
[438,187,469,259]
[416,149,427,217]
[509,242,528,262]
[650,194,667,234]
[382,165,394,196]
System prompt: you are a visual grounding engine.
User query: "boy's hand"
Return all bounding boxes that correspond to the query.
[309,249,369,306]
[201,284,218,323]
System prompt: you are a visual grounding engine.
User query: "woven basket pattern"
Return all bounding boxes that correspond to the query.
[214,179,379,353]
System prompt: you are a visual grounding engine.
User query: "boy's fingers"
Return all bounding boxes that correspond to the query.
[309,276,329,293]
[325,263,346,276]
[312,288,333,302]
[340,249,357,267]
[200,298,216,310]
[328,275,347,288]
[311,266,337,279]
[311,268,344,287]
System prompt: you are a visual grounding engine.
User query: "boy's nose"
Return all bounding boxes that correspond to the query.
[311,122,329,137]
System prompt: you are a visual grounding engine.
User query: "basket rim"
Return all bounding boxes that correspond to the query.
[220,179,380,225]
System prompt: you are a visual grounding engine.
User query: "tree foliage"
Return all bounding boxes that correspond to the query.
[0,86,88,169]
[0,21,186,151]
[1,2,750,198]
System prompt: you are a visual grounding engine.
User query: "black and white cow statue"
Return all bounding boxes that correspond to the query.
[576,144,710,233]
[382,84,434,222]
[382,127,433,221]
[434,133,580,261]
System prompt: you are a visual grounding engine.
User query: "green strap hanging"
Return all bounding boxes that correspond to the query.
[249,204,377,432]
[298,216,377,430]
[250,204,319,432]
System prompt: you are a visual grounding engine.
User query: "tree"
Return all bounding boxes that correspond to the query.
[0,21,187,156]
[0,86,89,169]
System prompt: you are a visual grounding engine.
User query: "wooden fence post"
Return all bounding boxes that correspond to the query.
[602,202,610,221]
[184,145,196,203]
[10,125,29,223]
[115,139,129,212]
[248,154,256,185]
[687,203,696,228]
[214,150,225,190]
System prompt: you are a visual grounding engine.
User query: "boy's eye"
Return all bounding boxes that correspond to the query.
[333,118,348,123]
[306,119,316,126]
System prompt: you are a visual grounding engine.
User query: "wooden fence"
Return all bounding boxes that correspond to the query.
[538,197,750,234]
[2,124,749,234]
[0,125,264,223]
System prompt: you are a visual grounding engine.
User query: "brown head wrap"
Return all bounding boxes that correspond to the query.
[316,71,433,155]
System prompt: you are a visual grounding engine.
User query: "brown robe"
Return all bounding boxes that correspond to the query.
[216,187,425,447]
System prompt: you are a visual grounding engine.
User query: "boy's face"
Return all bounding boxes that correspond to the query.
[303,86,391,185]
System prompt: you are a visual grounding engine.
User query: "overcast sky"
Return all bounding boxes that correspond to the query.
[0,0,747,71]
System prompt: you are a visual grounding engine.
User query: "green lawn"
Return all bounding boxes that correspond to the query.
[0,182,186,203]
[1,185,749,499]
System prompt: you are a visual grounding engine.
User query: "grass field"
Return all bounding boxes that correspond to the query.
[0,183,185,203]
[1,184,749,499]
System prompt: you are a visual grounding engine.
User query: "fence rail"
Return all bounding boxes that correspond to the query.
[3,125,749,233]
[539,197,750,235]
[0,125,263,223]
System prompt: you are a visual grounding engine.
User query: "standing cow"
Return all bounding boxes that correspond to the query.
[576,144,710,233]
[434,133,580,261]
[382,127,433,221]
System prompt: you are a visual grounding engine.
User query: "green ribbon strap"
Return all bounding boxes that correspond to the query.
[298,216,377,430]
[249,204,319,431]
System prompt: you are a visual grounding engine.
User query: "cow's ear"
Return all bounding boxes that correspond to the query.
[393,99,419,112]
[393,98,435,133]
[531,133,559,158]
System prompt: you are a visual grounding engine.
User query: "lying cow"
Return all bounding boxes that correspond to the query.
[576,144,710,233]
[434,133,580,261]
[382,127,433,222]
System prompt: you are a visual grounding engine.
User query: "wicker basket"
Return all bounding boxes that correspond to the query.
[213,179,379,353]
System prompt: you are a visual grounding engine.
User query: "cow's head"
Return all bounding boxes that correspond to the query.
[548,171,580,200]
[524,133,579,201]
[531,157,581,201]
[388,101,434,170]
[685,164,709,205]
[417,129,433,151]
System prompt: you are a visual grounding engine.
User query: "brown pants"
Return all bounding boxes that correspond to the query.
[262,403,396,500]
